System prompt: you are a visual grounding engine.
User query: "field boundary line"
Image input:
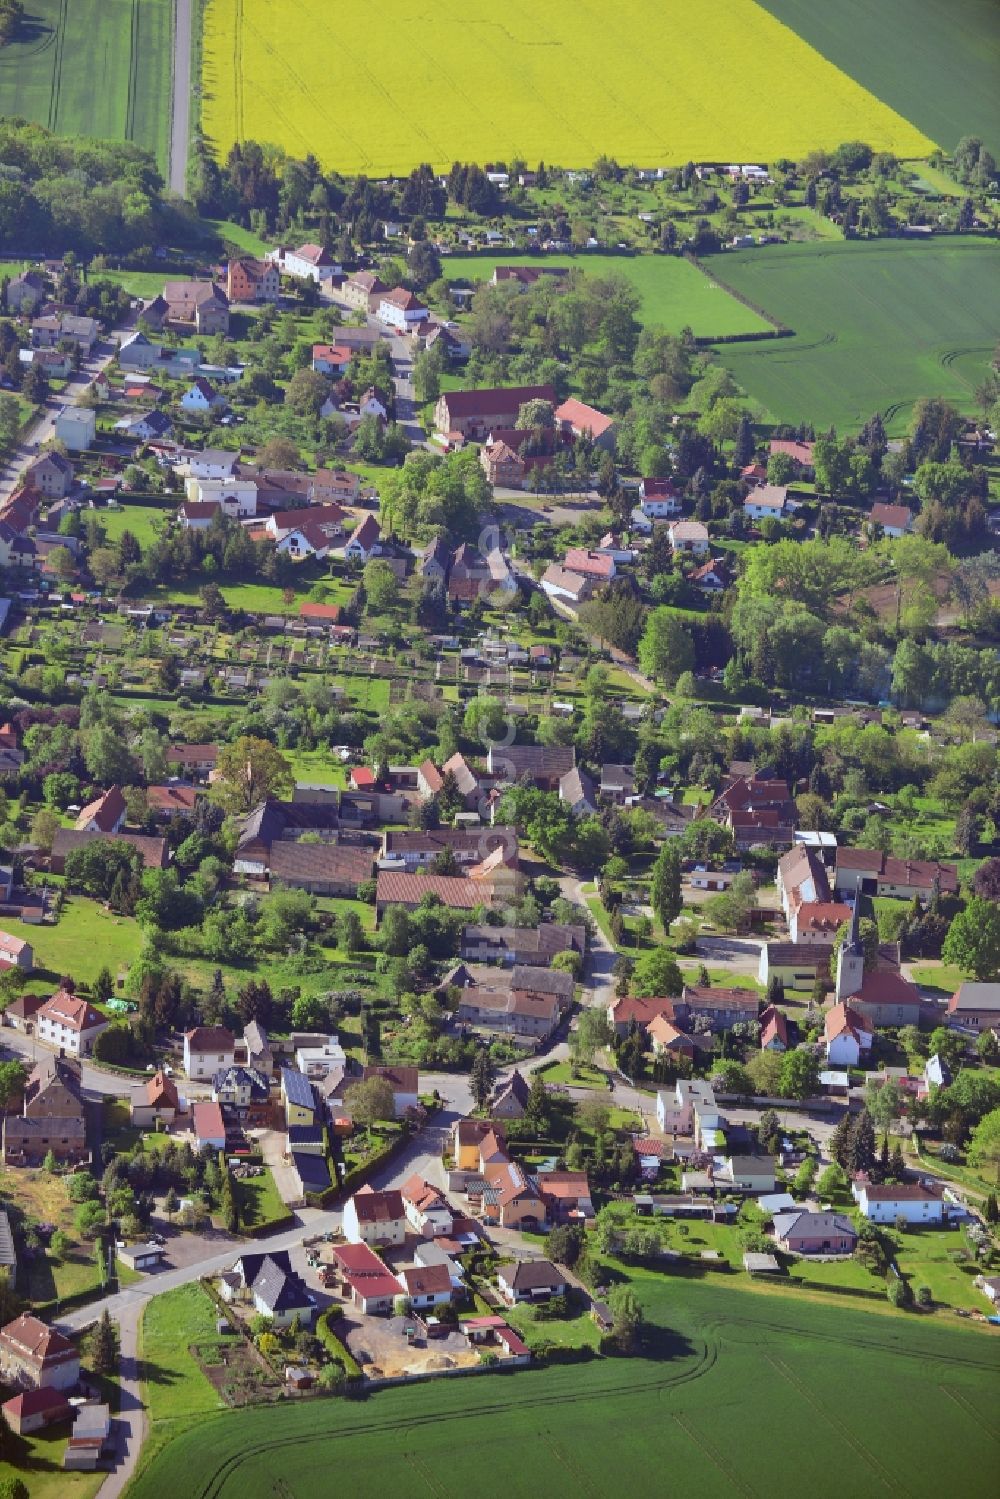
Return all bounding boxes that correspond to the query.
[685,251,791,337]
[938,1383,1000,1442]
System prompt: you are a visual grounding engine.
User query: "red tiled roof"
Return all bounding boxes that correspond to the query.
[38,990,104,1034]
[554,397,614,439]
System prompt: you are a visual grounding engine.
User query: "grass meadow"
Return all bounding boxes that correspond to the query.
[201,0,933,176]
[129,1274,999,1499]
[0,0,174,172]
[758,0,1000,156]
[709,236,1000,432]
[441,252,773,337]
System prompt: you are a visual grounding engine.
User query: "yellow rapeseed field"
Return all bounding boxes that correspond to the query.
[202,0,935,175]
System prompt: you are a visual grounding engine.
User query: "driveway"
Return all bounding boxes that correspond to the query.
[255,1129,303,1205]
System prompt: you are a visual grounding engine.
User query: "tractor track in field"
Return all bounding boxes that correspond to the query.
[46,0,68,132]
[125,0,140,143]
[182,1342,721,1499]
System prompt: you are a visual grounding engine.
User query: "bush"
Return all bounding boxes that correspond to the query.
[915,1285,932,1307]
[887,1276,912,1309]
[316,1308,361,1378]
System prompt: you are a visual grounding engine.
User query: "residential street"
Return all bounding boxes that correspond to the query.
[0,328,130,504]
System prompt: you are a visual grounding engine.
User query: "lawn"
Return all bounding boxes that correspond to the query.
[758,0,1000,156]
[911,963,967,996]
[441,252,774,337]
[505,1304,602,1352]
[97,501,171,549]
[892,1227,986,1312]
[128,1274,1000,1499]
[201,0,932,177]
[233,1167,292,1229]
[0,0,174,172]
[709,236,1000,433]
[535,1060,607,1088]
[1,895,145,987]
[138,1283,224,1470]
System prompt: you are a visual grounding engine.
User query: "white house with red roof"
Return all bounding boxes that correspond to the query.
[36,990,108,1057]
[343,514,382,562]
[183,1026,236,1080]
[74,786,126,835]
[331,1242,400,1313]
[377,287,428,332]
[268,243,339,283]
[823,1002,872,1067]
[638,476,683,518]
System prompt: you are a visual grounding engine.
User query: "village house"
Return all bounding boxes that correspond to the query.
[130,1069,179,1128]
[331,1242,401,1314]
[490,1069,532,1119]
[6,271,48,315]
[459,922,584,965]
[759,1006,789,1052]
[183,1026,236,1080]
[833,849,958,902]
[343,514,382,562]
[180,376,228,414]
[0,930,33,971]
[0,1316,80,1392]
[53,407,96,452]
[3,1054,87,1167]
[2,1387,73,1437]
[455,983,561,1040]
[35,990,107,1057]
[400,1174,454,1238]
[376,870,498,916]
[497,1259,566,1306]
[608,995,678,1039]
[281,1067,317,1127]
[666,519,709,555]
[342,270,389,311]
[32,313,98,354]
[540,563,591,605]
[869,502,914,538]
[268,243,339,283]
[343,1186,407,1247]
[637,476,683,518]
[486,743,574,790]
[377,287,428,331]
[852,1181,946,1225]
[145,281,230,335]
[434,384,556,441]
[26,452,74,499]
[363,1064,419,1118]
[396,1262,454,1310]
[823,1002,873,1067]
[744,484,794,523]
[225,257,280,303]
[192,1101,226,1151]
[559,765,598,817]
[554,397,616,450]
[311,343,353,377]
[946,982,1000,1032]
[772,1210,857,1255]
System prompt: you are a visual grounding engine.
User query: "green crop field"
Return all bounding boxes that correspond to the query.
[0,0,174,172]
[129,1276,999,1499]
[758,0,1000,157]
[441,252,773,337]
[708,236,1000,433]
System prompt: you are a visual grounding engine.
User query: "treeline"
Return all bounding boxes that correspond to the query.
[0,120,197,255]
